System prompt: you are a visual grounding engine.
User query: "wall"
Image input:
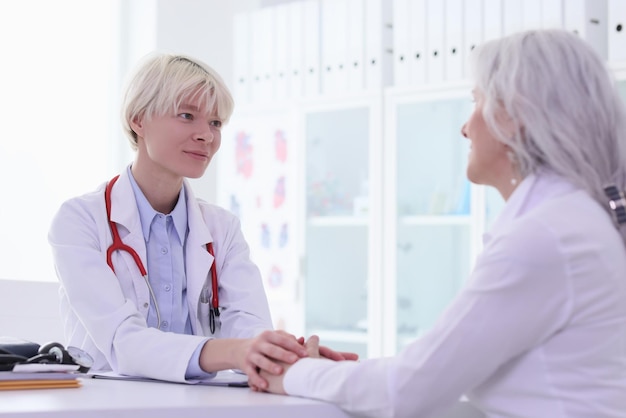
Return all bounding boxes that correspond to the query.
[0,280,63,343]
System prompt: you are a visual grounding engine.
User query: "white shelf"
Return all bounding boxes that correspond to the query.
[307,216,369,227]
[399,215,472,226]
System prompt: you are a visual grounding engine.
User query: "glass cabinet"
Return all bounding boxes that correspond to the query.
[300,96,382,359]
[382,87,501,355]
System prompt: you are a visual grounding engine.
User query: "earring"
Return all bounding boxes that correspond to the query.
[510,178,518,186]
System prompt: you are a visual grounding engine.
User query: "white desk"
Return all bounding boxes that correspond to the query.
[0,377,485,418]
[0,377,352,418]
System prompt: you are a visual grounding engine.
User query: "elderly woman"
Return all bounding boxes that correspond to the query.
[263,29,626,418]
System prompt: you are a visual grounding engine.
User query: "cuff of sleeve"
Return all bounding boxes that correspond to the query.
[283,357,335,396]
[185,338,216,380]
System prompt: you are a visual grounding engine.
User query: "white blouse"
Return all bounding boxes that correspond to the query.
[284,171,626,418]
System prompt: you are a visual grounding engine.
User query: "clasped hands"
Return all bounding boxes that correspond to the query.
[239,330,357,392]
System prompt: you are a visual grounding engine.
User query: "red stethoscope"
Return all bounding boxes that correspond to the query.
[104,174,221,333]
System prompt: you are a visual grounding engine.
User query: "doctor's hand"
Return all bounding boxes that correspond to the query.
[262,335,322,395]
[235,330,308,391]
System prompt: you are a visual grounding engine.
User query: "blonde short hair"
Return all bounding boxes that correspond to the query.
[121,52,234,150]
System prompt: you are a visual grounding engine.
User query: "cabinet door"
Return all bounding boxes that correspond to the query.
[302,103,376,359]
[385,91,476,353]
[216,108,303,334]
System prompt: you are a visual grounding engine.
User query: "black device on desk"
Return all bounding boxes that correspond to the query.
[0,337,93,373]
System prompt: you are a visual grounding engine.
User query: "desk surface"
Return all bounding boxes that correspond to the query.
[0,377,353,418]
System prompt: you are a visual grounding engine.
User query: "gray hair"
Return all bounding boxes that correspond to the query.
[469,29,626,243]
[121,52,234,150]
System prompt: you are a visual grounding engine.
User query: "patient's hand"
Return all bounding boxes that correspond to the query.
[296,336,359,362]
[262,335,321,394]
[319,345,359,361]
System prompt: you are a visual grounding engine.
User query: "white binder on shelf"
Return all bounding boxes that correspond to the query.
[303,0,321,98]
[364,0,393,90]
[393,0,411,87]
[483,0,502,42]
[608,0,626,63]
[249,10,262,103]
[288,2,305,99]
[320,0,348,95]
[233,13,251,105]
[445,0,464,82]
[564,0,608,60]
[334,0,349,94]
[409,0,427,86]
[541,0,564,29]
[463,0,483,79]
[521,0,543,31]
[426,0,445,84]
[346,0,366,92]
[250,8,276,103]
[502,0,523,35]
[274,4,290,101]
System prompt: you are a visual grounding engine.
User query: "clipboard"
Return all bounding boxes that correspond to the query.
[90,370,249,387]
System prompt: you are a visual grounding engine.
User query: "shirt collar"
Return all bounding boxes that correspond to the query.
[482,168,574,245]
[127,165,188,244]
[482,172,538,245]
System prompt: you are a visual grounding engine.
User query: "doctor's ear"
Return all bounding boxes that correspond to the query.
[129,113,146,138]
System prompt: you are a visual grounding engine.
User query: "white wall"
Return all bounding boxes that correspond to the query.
[0,280,63,343]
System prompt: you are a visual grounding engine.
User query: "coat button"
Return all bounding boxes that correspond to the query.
[143,303,149,308]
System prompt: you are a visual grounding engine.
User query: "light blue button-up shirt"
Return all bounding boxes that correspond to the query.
[128,167,211,378]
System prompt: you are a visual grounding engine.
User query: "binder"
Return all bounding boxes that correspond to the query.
[393,0,411,87]
[502,0,523,35]
[608,0,626,63]
[522,0,543,31]
[426,0,445,84]
[248,9,261,103]
[273,4,290,101]
[233,13,251,105]
[541,0,564,29]
[463,0,483,79]
[320,0,348,95]
[302,0,321,97]
[346,0,366,92]
[483,0,502,42]
[364,0,393,89]
[288,2,305,99]
[334,0,350,94]
[445,0,465,82]
[564,0,608,60]
[409,0,427,85]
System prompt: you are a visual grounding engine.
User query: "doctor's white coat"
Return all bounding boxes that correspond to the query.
[48,169,272,382]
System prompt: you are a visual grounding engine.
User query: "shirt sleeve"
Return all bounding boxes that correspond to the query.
[185,339,215,379]
[284,218,572,418]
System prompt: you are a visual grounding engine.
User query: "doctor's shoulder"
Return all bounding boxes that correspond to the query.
[196,199,243,228]
[48,181,111,243]
[195,199,248,242]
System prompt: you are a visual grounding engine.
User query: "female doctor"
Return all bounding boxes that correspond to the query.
[262,29,626,416]
[48,53,353,389]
